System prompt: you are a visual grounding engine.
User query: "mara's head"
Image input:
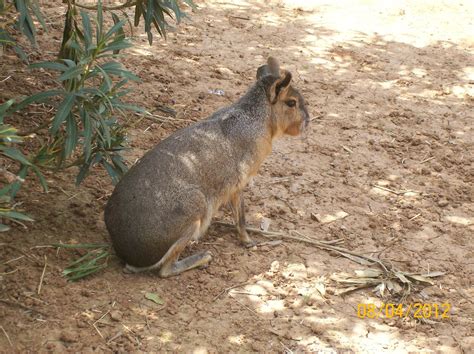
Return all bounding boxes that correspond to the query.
[257,57,309,137]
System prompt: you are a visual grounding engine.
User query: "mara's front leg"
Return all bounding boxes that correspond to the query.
[230,192,257,247]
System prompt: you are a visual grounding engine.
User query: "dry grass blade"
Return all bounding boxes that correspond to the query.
[53,244,110,281]
[0,325,13,347]
[214,221,446,298]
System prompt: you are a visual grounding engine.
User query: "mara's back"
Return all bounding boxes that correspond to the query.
[104,103,262,266]
[104,57,309,274]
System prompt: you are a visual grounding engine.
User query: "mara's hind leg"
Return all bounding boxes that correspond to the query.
[124,219,212,277]
[230,192,256,247]
[158,220,212,278]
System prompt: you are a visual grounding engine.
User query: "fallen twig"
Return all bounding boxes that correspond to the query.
[342,145,354,154]
[372,184,405,195]
[107,331,123,345]
[2,255,25,265]
[419,156,435,164]
[0,325,12,348]
[213,281,250,302]
[37,256,47,295]
[215,221,380,268]
[0,298,48,317]
[229,295,265,319]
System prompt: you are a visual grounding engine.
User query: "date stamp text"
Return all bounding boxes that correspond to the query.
[357,303,451,319]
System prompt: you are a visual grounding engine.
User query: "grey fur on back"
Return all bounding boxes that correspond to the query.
[105,83,270,266]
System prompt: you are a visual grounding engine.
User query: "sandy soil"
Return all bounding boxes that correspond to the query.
[1,0,473,352]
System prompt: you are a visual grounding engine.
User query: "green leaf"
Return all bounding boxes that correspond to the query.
[134,0,143,26]
[76,160,91,185]
[145,292,164,305]
[1,210,34,222]
[0,146,32,166]
[93,151,103,165]
[110,12,126,55]
[98,61,122,71]
[98,61,139,81]
[14,90,62,111]
[0,224,10,232]
[13,43,29,63]
[80,108,93,160]
[111,154,127,174]
[51,93,75,134]
[80,10,93,49]
[15,0,37,44]
[104,17,127,41]
[96,0,103,42]
[98,118,111,147]
[31,165,48,192]
[145,0,154,44]
[102,160,120,185]
[62,59,77,68]
[101,40,132,54]
[9,165,28,198]
[30,61,68,71]
[152,1,167,38]
[96,64,113,90]
[0,99,14,119]
[58,65,83,81]
[30,0,47,30]
[64,114,78,158]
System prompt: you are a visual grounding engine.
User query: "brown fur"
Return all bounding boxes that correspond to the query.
[105,57,309,277]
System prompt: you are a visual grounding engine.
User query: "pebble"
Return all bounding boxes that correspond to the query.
[438,199,449,207]
[60,330,77,343]
[110,310,123,322]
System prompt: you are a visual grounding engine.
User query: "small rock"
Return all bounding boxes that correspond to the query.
[421,167,430,175]
[76,320,88,328]
[80,289,92,297]
[251,341,266,352]
[310,322,324,335]
[215,67,233,79]
[316,211,349,224]
[60,330,77,343]
[110,310,122,322]
[166,307,177,315]
[73,209,87,217]
[438,199,449,207]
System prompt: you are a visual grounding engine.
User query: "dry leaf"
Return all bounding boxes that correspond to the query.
[355,269,383,278]
[145,292,164,305]
[395,272,411,284]
[405,274,434,285]
[260,217,271,232]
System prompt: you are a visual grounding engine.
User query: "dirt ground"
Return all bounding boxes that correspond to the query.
[1,0,473,352]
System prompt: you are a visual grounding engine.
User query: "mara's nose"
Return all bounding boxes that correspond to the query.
[303,108,310,127]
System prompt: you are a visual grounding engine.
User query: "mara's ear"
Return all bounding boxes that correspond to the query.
[256,57,280,80]
[256,64,271,80]
[269,70,292,104]
[267,57,280,76]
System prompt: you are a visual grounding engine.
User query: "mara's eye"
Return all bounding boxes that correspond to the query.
[286,100,296,107]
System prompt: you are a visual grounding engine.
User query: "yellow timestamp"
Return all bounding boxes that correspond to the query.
[357,303,451,319]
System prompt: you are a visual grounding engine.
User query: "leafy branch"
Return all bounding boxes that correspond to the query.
[1,0,195,233]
